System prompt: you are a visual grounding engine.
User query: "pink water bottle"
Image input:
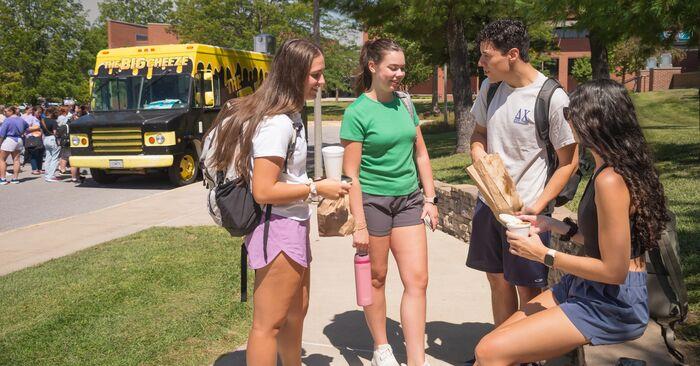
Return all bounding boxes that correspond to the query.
[354,252,373,306]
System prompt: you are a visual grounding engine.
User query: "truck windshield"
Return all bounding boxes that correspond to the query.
[91,74,191,111]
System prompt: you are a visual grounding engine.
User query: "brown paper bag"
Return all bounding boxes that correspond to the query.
[317,195,355,237]
[465,154,523,219]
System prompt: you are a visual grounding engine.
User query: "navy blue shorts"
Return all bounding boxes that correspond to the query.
[466,200,550,287]
[552,271,648,345]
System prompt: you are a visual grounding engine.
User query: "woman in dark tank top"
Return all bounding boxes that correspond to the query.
[473,79,669,365]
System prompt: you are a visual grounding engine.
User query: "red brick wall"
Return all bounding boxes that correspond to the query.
[409,68,478,97]
[649,67,683,91]
[107,21,149,48]
[107,20,181,48]
[147,23,180,45]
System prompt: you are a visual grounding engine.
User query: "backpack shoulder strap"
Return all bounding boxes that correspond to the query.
[284,117,304,173]
[394,91,415,121]
[534,77,563,144]
[486,81,502,112]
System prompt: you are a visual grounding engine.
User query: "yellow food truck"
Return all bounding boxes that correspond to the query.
[69,44,271,185]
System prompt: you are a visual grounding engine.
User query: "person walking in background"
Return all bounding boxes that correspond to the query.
[341,38,439,366]
[0,106,29,184]
[56,106,69,126]
[473,79,667,365]
[41,107,61,182]
[0,105,6,125]
[24,106,45,175]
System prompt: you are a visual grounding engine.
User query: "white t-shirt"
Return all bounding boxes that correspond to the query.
[471,72,576,207]
[57,115,69,126]
[251,113,310,221]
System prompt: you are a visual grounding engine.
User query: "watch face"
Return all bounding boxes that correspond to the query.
[545,254,554,267]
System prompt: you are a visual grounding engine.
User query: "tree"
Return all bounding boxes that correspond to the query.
[169,0,313,50]
[0,0,96,104]
[322,39,357,100]
[570,57,591,84]
[98,0,174,25]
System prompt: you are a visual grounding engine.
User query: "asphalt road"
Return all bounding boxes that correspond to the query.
[0,123,341,232]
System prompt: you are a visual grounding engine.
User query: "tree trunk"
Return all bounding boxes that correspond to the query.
[446,12,473,153]
[589,30,611,80]
[335,88,339,102]
[431,64,440,115]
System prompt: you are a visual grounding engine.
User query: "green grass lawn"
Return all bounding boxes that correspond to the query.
[0,227,251,366]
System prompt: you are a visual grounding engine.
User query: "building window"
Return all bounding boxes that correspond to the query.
[554,28,589,39]
[136,34,148,41]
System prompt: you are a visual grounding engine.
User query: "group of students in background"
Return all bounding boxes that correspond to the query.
[208,18,668,366]
[0,104,87,185]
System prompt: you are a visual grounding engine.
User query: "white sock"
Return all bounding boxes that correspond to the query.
[376,343,392,351]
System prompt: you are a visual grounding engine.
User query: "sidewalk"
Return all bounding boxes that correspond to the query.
[0,183,678,365]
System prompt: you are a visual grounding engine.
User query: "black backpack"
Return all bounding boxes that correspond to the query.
[486,78,590,214]
[201,118,303,301]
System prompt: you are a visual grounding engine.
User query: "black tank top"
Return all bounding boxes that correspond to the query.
[577,163,643,259]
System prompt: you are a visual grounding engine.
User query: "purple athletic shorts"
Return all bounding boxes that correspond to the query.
[466,200,551,287]
[244,213,311,270]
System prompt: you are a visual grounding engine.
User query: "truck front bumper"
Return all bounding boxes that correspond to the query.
[69,155,174,169]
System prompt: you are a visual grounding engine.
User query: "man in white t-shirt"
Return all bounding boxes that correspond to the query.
[467,20,579,328]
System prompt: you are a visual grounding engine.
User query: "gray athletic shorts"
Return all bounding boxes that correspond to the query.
[362,188,424,237]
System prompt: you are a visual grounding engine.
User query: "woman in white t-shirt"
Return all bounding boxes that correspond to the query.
[208,39,350,366]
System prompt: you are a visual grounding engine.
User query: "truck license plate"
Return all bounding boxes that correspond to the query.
[109,160,124,169]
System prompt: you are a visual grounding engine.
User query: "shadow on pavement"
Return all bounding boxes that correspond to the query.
[321,310,493,365]
[213,348,333,366]
[74,173,174,190]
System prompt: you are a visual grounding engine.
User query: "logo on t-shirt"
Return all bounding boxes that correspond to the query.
[513,108,531,125]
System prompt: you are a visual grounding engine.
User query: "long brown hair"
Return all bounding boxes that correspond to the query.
[209,39,322,181]
[353,38,403,96]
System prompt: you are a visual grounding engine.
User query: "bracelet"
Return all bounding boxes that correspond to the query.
[354,222,367,232]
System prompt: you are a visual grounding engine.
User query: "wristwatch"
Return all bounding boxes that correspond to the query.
[560,217,578,242]
[544,249,557,268]
[424,195,439,204]
[306,179,319,202]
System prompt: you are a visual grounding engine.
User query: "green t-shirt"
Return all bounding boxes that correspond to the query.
[340,93,420,196]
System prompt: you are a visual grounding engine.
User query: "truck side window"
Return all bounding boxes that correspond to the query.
[192,72,203,108]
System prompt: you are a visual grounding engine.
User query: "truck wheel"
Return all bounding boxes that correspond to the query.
[168,148,198,186]
[90,169,119,184]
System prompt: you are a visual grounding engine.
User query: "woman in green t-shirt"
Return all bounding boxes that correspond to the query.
[340,38,439,366]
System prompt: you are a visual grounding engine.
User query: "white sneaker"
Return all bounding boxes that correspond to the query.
[371,344,400,366]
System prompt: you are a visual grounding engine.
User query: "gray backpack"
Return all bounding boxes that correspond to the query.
[646,211,689,365]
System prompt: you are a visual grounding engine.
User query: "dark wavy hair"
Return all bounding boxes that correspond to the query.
[567,79,669,254]
[354,38,403,96]
[476,19,530,62]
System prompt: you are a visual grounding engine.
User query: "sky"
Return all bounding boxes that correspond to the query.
[80,0,100,22]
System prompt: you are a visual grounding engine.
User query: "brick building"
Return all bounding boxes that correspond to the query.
[107,20,180,49]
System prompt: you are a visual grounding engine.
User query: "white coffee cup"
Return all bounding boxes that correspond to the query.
[322,146,344,181]
[507,222,531,237]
